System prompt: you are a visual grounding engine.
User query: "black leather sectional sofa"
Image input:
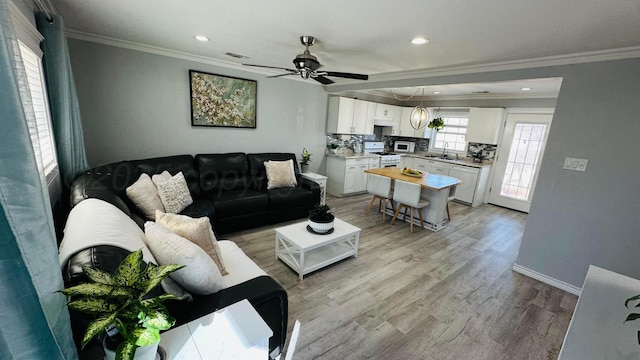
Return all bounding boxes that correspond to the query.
[64,152,321,358]
[70,152,321,235]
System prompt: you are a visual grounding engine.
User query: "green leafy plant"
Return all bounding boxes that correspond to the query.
[625,295,640,345]
[61,249,184,360]
[301,148,312,165]
[309,204,334,222]
[427,117,445,131]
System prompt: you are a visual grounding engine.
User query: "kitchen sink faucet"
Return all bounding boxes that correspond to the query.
[442,142,449,158]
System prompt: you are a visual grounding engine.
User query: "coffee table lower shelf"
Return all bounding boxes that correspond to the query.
[275,219,361,280]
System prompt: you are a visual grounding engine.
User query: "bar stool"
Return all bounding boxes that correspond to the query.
[446,186,457,220]
[365,174,394,222]
[390,180,430,233]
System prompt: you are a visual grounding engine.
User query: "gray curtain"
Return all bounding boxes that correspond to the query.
[0,1,77,359]
[36,11,88,187]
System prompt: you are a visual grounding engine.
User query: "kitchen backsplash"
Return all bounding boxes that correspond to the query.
[467,142,497,160]
[326,133,497,160]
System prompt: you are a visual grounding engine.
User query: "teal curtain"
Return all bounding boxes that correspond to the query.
[36,11,88,187]
[0,1,77,359]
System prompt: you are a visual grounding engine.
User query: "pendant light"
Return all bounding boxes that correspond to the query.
[409,88,429,130]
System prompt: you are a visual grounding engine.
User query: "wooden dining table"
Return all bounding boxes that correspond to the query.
[364,167,462,231]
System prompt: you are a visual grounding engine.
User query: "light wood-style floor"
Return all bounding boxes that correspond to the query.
[231,194,577,360]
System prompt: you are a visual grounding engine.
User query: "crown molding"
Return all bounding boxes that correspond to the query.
[362,89,560,101]
[366,46,640,84]
[64,29,314,84]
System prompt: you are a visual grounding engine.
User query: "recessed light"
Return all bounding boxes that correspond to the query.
[411,36,429,45]
[521,87,532,91]
[433,91,441,94]
[194,35,209,42]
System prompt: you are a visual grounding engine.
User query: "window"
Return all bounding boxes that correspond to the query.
[18,40,58,180]
[10,4,58,183]
[429,111,469,153]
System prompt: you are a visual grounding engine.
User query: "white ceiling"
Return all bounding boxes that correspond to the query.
[53,0,640,98]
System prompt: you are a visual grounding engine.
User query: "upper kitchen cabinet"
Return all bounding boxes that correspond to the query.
[398,107,427,138]
[327,97,374,135]
[372,103,402,135]
[466,108,505,144]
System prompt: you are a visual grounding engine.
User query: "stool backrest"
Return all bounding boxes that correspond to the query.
[367,174,392,198]
[393,180,422,207]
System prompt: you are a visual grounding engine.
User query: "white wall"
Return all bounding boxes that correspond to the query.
[67,39,329,173]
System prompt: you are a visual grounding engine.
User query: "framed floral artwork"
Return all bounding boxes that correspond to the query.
[189,70,257,128]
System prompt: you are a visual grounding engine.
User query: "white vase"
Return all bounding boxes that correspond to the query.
[104,340,159,360]
[308,217,334,233]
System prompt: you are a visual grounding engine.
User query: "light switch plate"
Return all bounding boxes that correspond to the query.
[563,157,588,172]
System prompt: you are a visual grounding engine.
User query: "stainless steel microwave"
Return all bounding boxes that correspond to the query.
[394,141,415,153]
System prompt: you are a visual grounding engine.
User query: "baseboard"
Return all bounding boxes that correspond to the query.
[512,263,582,296]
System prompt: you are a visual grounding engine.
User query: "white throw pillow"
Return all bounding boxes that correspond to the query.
[151,171,172,185]
[58,198,192,301]
[144,221,225,295]
[264,159,297,190]
[156,210,227,275]
[126,173,165,220]
[155,172,193,213]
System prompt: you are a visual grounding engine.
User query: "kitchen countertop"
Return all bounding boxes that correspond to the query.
[405,153,493,168]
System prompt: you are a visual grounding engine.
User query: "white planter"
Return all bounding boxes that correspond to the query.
[308,218,334,233]
[104,340,159,360]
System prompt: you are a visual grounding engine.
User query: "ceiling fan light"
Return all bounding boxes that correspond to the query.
[410,107,429,129]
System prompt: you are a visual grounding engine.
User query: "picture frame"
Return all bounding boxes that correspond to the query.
[189,70,257,128]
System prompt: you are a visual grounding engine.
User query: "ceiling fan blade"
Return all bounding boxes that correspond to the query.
[243,64,298,72]
[313,76,334,85]
[325,71,369,81]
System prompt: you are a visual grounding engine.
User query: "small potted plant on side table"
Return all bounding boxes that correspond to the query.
[308,204,334,234]
[300,148,311,173]
[60,249,183,360]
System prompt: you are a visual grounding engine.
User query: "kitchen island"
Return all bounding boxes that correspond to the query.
[365,167,461,231]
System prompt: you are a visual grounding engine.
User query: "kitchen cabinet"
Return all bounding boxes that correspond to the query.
[400,156,414,169]
[409,156,492,206]
[372,103,402,136]
[327,97,374,135]
[397,107,426,138]
[466,108,505,144]
[326,156,379,197]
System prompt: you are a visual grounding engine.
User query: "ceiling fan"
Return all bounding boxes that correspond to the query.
[243,36,368,85]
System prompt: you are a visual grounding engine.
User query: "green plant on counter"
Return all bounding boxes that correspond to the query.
[60,249,184,360]
[301,148,312,165]
[427,117,445,131]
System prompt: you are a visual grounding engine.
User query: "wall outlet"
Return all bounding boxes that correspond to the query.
[563,157,588,172]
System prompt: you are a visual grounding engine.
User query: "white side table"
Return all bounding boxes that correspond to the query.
[301,172,328,205]
[159,299,273,359]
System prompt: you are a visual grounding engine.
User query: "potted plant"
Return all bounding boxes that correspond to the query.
[60,249,184,360]
[308,204,334,233]
[300,148,311,173]
[427,117,445,131]
[624,294,640,346]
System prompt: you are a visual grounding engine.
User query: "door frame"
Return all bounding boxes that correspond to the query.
[484,108,555,211]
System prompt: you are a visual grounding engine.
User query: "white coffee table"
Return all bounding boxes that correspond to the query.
[275,218,361,280]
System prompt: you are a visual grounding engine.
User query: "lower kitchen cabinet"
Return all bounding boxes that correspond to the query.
[326,156,380,197]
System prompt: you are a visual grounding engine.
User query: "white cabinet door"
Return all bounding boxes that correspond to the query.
[413,158,430,173]
[355,164,369,192]
[449,166,479,203]
[375,103,395,119]
[400,156,414,169]
[467,108,505,144]
[352,99,372,134]
[343,165,358,194]
[398,107,422,137]
[327,97,355,134]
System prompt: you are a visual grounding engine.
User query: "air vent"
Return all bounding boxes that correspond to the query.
[225,52,250,59]
[472,91,490,94]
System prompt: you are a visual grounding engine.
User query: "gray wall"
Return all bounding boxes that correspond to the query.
[516,59,640,288]
[67,39,329,173]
